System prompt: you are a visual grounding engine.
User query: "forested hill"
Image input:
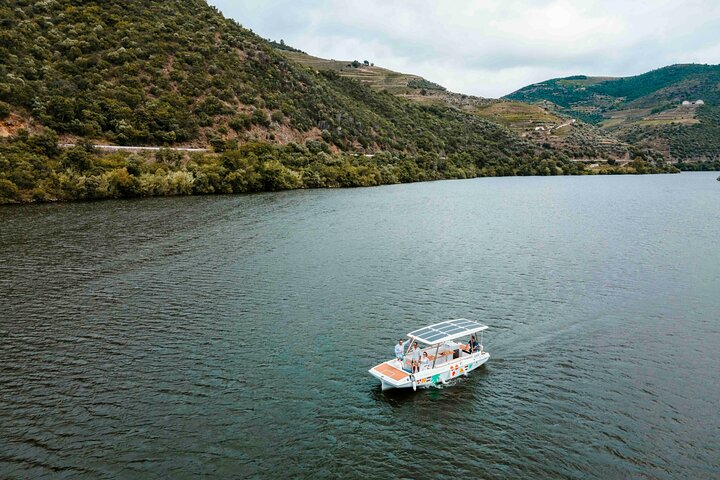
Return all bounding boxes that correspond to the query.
[0,0,676,204]
[505,64,720,160]
[0,0,535,156]
[281,50,659,163]
[506,64,720,117]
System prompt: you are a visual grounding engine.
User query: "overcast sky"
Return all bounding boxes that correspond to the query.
[209,0,720,98]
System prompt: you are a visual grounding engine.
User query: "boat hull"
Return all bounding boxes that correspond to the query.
[370,352,490,390]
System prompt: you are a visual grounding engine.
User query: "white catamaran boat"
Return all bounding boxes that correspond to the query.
[369,318,489,391]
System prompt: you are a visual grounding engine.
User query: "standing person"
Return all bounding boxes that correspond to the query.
[394,339,404,365]
[410,342,421,373]
[421,351,431,371]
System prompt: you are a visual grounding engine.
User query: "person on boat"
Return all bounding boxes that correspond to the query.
[469,335,479,353]
[394,339,404,364]
[420,352,431,371]
[410,342,421,373]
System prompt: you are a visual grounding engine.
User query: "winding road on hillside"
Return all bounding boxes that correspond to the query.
[59,144,209,153]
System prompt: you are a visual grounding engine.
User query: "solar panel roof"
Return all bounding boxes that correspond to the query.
[408,318,488,345]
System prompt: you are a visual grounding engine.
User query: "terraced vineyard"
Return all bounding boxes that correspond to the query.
[283,50,647,162]
[280,51,439,95]
[506,64,720,160]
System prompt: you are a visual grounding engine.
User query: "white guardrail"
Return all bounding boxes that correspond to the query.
[59,144,209,152]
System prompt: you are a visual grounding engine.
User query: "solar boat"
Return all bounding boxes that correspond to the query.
[369,319,489,391]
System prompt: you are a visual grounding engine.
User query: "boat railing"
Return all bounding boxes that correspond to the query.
[397,340,486,372]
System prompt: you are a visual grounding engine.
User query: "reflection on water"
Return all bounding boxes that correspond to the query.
[1,172,719,478]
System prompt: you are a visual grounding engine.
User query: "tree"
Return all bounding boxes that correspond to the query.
[106,168,141,197]
[630,157,648,173]
[0,179,20,202]
[61,147,94,172]
[209,137,226,152]
[270,110,284,123]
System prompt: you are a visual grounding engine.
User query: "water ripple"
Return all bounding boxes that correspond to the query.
[1,173,719,478]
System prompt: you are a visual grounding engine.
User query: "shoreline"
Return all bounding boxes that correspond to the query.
[0,169,699,207]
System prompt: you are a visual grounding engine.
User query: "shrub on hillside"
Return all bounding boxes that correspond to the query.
[0,101,10,119]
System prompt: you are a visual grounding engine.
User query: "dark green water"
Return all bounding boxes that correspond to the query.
[1,172,719,479]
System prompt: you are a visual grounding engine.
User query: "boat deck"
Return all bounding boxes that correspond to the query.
[374,362,409,381]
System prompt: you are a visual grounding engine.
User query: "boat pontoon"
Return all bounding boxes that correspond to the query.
[369,318,489,391]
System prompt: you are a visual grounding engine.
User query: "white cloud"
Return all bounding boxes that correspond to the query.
[210,0,720,97]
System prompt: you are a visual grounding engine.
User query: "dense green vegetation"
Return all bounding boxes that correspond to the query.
[505,64,720,160]
[282,51,667,163]
[0,131,679,204]
[0,1,553,152]
[675,159,720,171]
[267,39,305,54]
[622,106,720,161]
[0,0,536,155]
[407,78,446,91]
[0,0,680,204]
[506,65,720,112]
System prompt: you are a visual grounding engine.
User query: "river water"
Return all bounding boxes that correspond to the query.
[1,172,718,479]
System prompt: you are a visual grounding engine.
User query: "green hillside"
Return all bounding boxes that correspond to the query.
[284,51,651,162]
[0,0,491,151]
[280,51,446,97]
[0,0,676,204]
[505,64,720,161]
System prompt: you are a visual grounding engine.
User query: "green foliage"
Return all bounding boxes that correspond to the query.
[0,101,10,119]
[0,178,20,203]
[106,168,142,197]
[27,129,60,157]
[209,137,227,153]
[61,147,93,172]
[268,39,305,54]
[270,110,284,123]
[593,65,718,103]
[650,103,674,115]
[0,0,574,167]
[0,133,678,205]
[622,106,720,160]
[229,114,251,132]
[507,64,720,111]
[675,159,720,171]
[506,64,720,160]
[0,0,683,205]
[250,109,270,127]
[407,78,446,91]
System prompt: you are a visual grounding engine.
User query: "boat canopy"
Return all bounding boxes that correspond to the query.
[408,318,488,345]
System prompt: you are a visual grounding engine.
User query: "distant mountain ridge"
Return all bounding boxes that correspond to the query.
[281,49,654,163]
[505,64,720,160]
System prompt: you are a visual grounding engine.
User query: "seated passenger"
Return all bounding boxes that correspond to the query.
[410,342,421,373]
[421,352,431,371]
[469,335,479,353]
